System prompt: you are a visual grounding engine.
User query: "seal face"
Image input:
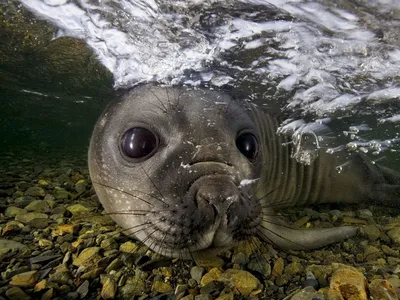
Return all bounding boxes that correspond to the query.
[89,85,263,258]
[90,84,400,258]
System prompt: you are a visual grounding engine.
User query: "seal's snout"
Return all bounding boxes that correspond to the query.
[195,177,243,229]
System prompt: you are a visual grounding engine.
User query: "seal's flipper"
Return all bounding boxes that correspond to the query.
[259,216,358,250]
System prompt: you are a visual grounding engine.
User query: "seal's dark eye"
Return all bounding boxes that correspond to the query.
[236,133,258,160]
[121,127,158,159]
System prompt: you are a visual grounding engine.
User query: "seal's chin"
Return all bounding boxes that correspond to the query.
[142,216,238,259]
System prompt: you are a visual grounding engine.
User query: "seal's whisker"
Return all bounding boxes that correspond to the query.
[139,166,171,207]
[104,212,147,216]
[108,222,151,241]
[259,217,297,230]
[92,181,158,206]
[256,178,290,202]
[259,198,293,209]
[247,235,271,278]
[149,89,168,113]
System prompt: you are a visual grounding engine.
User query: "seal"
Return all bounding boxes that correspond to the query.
[89,84,400,258]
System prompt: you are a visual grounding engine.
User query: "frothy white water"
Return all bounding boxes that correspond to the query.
[21,0,400,109]
[21,0,217,87]
[20,0,400,162]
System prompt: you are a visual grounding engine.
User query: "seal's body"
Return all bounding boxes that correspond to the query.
[89,85,400,258]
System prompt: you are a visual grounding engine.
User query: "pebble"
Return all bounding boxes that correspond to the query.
[24,186,46,197]
[291,286,324,300]
[15,212,48,223]
[75,179,88,193]
[152,281,173,294]
[369,279,397,300]
[200,268,223,287]
[0,239,28,254]
[361,224,381,241]
[120,241,139,253]
[342,216,367,224]
[284,261,304,276]
[24,200,50,212]
[9,270,40,287]
[364,245,382,261]
[388,227,400,245]
[247,256,271,277]
[219,269,261,296]
[272,257,284,277]
[195,255,225,268]
[328,263,367,300]
[5,286,31,300]
[101,274,117,299]
[302,271,319,290]
[66,203,90,214]
[72,247,102,267]
[4,206,26,218]
[76,280,90,298]
[199,281,224,296]
[190,266,205,284]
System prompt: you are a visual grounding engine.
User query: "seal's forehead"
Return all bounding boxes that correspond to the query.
[120,85,237,113]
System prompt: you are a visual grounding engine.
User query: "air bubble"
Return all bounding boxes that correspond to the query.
[346,142,358,151]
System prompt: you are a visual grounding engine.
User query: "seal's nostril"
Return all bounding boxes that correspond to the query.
[211,203,219,217]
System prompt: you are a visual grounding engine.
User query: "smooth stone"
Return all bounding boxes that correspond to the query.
[328,263,367,300]
[14,196,35,207]
[120,241,139,253]
[364,245,382,261]
[152,281,173,294]
[272,257,285,277]
[24,186,46,197]
[29,254,61,265]
[200,268,223,287]
[0,239,28,252]
[361,224,381,241]
[105,258,123,273]
[388,227,400,245]
[4,206,26,218]
[10,270,40,287]
[24,200,50,212]
[190,266,205,284]
[76,280,90,298]
[195,256,225,268]
[29,218,51,229]
[369,279,397,300]
[291,286,324,300]
[248,256,271,277]
[219,269,261,296]
[5,287,31,300]
[342,217,367,225]
[195,295,213,300]
[199,281,224,296]
[66,204,90,214]
[75,179,88,193]
[15,212,48,224]
[49,271,71,284]
[285,261,304,276]
[72,247,102,267]
[101,274,117,299]
[41,288,54,300]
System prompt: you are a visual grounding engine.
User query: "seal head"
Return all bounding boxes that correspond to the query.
[89,85,263,258]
